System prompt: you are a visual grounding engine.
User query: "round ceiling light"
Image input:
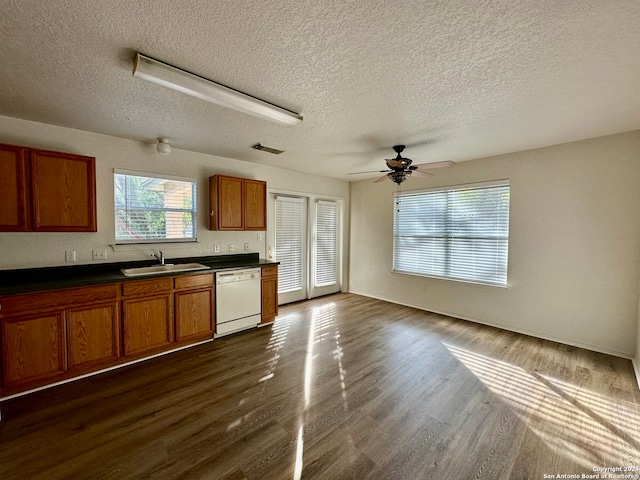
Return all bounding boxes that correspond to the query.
[156,137,171,155]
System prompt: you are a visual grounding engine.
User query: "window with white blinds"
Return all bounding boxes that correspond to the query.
[275,196,305,293]
[315,201,338,287]
[114,170,197,244]
[393,181,510,286]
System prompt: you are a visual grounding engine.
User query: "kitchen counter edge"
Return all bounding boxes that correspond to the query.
[0,254,279,296]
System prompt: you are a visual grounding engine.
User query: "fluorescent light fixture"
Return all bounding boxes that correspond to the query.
[133,53,303,126]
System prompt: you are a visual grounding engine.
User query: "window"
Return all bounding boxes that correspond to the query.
[393,181,510,286]
[114,170,197,244]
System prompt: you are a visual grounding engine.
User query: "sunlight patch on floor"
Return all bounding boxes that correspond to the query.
[444,343,640,470]
[295,301,348,478]
[225,313,294,432]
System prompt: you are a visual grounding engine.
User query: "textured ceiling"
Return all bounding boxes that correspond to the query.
[1,0,639,180]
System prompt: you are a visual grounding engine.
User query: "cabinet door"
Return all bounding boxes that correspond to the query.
[0,144,29,231]
[175,288,214,342]
[67,302,120,370]
[122,294,173,356]
[30,149,97,232]
[261,266,278,324]
[2,312,66,388]
[209,175,244,230]
[244,179,266,230]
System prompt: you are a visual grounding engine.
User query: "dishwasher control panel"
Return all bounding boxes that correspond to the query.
[215,268,261,285]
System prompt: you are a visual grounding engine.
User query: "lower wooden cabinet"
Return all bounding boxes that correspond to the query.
[175,290,213,341]
[261,265,278,324]
[67,302,120,370]
[0,269,268,394]
[122,278,173,357]
[1,312,67,388]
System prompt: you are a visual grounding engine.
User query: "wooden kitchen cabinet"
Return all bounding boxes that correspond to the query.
[174,273,214,343]
[261,265,278,325]
[30,149,96,232]
[244,179,267,230]
[0,143,97,232]
[0,144,29,231]
[209,175,244,230]
[121,278,174,357]
[67,302,120,370]
[209,174,266,231]
[1,312,67,388]
[0,284,119,389]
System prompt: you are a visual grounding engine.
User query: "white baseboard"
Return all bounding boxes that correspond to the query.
[348,289,633,360]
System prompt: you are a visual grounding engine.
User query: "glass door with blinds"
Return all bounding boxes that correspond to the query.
[270,194,341,305]
[274,196,308,304]
[309,200,340,298]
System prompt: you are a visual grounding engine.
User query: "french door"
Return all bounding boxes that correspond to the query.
[271,194,341,305]
[273,196,307,304]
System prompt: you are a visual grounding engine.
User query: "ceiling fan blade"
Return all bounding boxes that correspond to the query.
[411,170,435,178]
[348,169,390,175]
[413,160,455,171]
[385,159,404,168]
[374,174,389,183]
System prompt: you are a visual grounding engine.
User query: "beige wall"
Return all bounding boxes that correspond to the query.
[0,115,349,270]
[349,131,640,358]
[636,279,640,385]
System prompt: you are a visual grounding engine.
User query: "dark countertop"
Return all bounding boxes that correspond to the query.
[0,253,278,296]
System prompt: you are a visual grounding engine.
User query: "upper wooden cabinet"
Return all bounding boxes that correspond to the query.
[0,144,28,231]
[209,175,266,231]
[0,143,97,232]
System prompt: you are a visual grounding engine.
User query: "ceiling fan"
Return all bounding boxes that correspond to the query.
[348,145,454,184]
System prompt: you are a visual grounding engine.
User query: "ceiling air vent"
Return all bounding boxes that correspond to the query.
[251,143,284,155]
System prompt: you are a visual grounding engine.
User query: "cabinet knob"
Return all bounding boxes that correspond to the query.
[210,211,214,217]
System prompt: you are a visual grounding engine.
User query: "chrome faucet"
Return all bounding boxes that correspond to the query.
[152,251,165,265]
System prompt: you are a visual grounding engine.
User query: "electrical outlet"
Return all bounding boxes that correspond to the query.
[65,250,76,262]
[92,249,107,260]
[257,233,263,241]
[214,244,220,253]
[229,244,235,252]
[244,242,250,251]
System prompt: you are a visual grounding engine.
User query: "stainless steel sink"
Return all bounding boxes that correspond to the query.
[121,263,210,277]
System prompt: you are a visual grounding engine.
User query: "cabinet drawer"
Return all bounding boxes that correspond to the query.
[174,273,214,290]
[262,265,278,278]
[122,278,172,297]
[0,284,118,316]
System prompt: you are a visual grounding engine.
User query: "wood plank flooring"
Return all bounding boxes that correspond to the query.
[0,293,639,479]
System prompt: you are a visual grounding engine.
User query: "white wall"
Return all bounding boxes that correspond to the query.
[350,131,640,358]
[0,115,349,270]
[635,277,640,386]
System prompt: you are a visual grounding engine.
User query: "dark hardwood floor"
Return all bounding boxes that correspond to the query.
[1,293,639,479]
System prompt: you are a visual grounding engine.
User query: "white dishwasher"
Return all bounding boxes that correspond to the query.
[215,268,261,337]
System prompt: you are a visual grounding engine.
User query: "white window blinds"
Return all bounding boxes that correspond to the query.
[315,201,338,287]
[275,196,305,293]
[114,171,197,244]
[393,182,510,286]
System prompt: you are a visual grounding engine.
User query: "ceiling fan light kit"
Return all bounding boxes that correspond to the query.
[349,145,454,184]
[133,53,303,126]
